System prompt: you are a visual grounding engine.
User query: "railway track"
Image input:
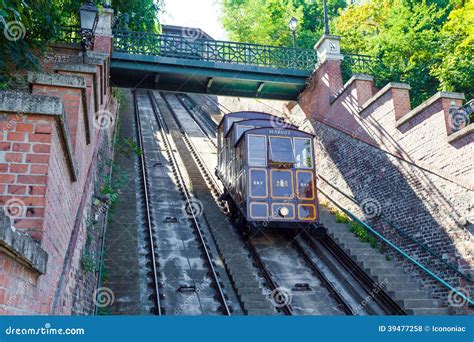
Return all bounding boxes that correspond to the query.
[173,92,404,315]
[134,91,162,315]
[161,92,356,315]
[134,91,233,315]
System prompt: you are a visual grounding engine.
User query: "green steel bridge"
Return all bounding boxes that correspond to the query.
[61,27,372,100]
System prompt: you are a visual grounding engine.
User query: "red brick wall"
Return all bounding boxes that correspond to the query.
[0,115,56,241]
[299,62,473,187]
[296,58,473,306]
[0,37,116,315]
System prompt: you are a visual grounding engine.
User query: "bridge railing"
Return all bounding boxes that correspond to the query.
[341,51,378,83]
[112,30,318,71]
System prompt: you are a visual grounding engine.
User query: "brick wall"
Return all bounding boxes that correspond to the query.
[297,58,473,307]
[212,55,473,308]
[0,48,117,315]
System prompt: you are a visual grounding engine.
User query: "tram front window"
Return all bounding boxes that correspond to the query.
[269,137,294,165]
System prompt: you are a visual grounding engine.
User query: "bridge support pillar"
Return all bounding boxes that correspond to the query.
[299,34,344,119]
[93,8,114,54]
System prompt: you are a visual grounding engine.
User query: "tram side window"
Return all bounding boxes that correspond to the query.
[269,137,294,164]
[294,138,313,168]
[236,125,253,142]
[248,135,266,166]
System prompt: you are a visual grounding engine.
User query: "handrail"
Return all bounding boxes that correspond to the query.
[112,29,317,71]
[318,174,473,283]
[317,182,473,306]
[56,26,377,75]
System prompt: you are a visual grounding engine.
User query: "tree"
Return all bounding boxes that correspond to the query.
[111,0,163,32]
[430,1,474,101]
[334,0,458,106]
[220,0,346,48]
[0,0,163,88]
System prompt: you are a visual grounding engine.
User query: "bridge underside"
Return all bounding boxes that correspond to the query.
[110,53,311,100]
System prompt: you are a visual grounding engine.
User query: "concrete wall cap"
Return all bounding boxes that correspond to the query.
[28,72,86,89]
[330,73,375,104]
[360,81,411,114]
[314,34,342,50]
[54,63,97,74]
[436,91,465,100]
[0,91,63,115]
[349,73,374,82]
[447,124,474,143]
[84,51,109,60]
[0,211,48,274]
[397,91,466,127]
[77,54,105,65]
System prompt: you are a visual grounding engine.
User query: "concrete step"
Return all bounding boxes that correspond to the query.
[373,274,415,283]
[246,308,276,315]
[325,222,349,232]
[406,307,449,316]
[347,247,379,256]
[343,241,380,251]
[398,298,440,308]
[366,267,407,277]
[390,290,432,300]
[234,278,260,286]
[237,287,264,295]
[360,259,398,269]
[239,294,269,303]
[322,208,444,315]
[384,282,422,292]
[242,300,274,310]
[331,232,358,240]
[353,254,394,264]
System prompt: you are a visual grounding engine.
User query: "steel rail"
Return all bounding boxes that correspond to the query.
[302,229,405,315]
[290,237,354,315]
[160,93,223,196]
[175,94,217,147]
[177,92,412,314]
[133,91,162,315]
[245,238,293,315]
[148,91,231,315]
[176,93,361,316]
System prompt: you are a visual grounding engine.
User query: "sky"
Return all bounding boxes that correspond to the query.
[159,0,228,40]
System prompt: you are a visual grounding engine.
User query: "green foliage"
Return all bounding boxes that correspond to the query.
[112,0,163,32]
[335,0,473,106]
[0,0,72,83]
[81,251,99,273]
[221,0,346,48]
[0,1,163,86]
[335,210,350,223]
[348,221,378,249]
[430,1,474,100]
[117,137,142,157]
[221,0,472,105]
[112,87,126,108]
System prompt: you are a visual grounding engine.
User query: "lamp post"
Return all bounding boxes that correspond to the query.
[322,0,329,35]
[288,17,298,66]
[79,1,99,62]
[288,16,298,49]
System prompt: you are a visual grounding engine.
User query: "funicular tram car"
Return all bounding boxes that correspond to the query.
[216,112,319,231]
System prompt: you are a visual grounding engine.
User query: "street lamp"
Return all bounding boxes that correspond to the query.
[80,1,99,62]
[288,17,298,49]
[322,0,329,35]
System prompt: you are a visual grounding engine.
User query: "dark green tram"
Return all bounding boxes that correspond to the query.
[216,112,319,230]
